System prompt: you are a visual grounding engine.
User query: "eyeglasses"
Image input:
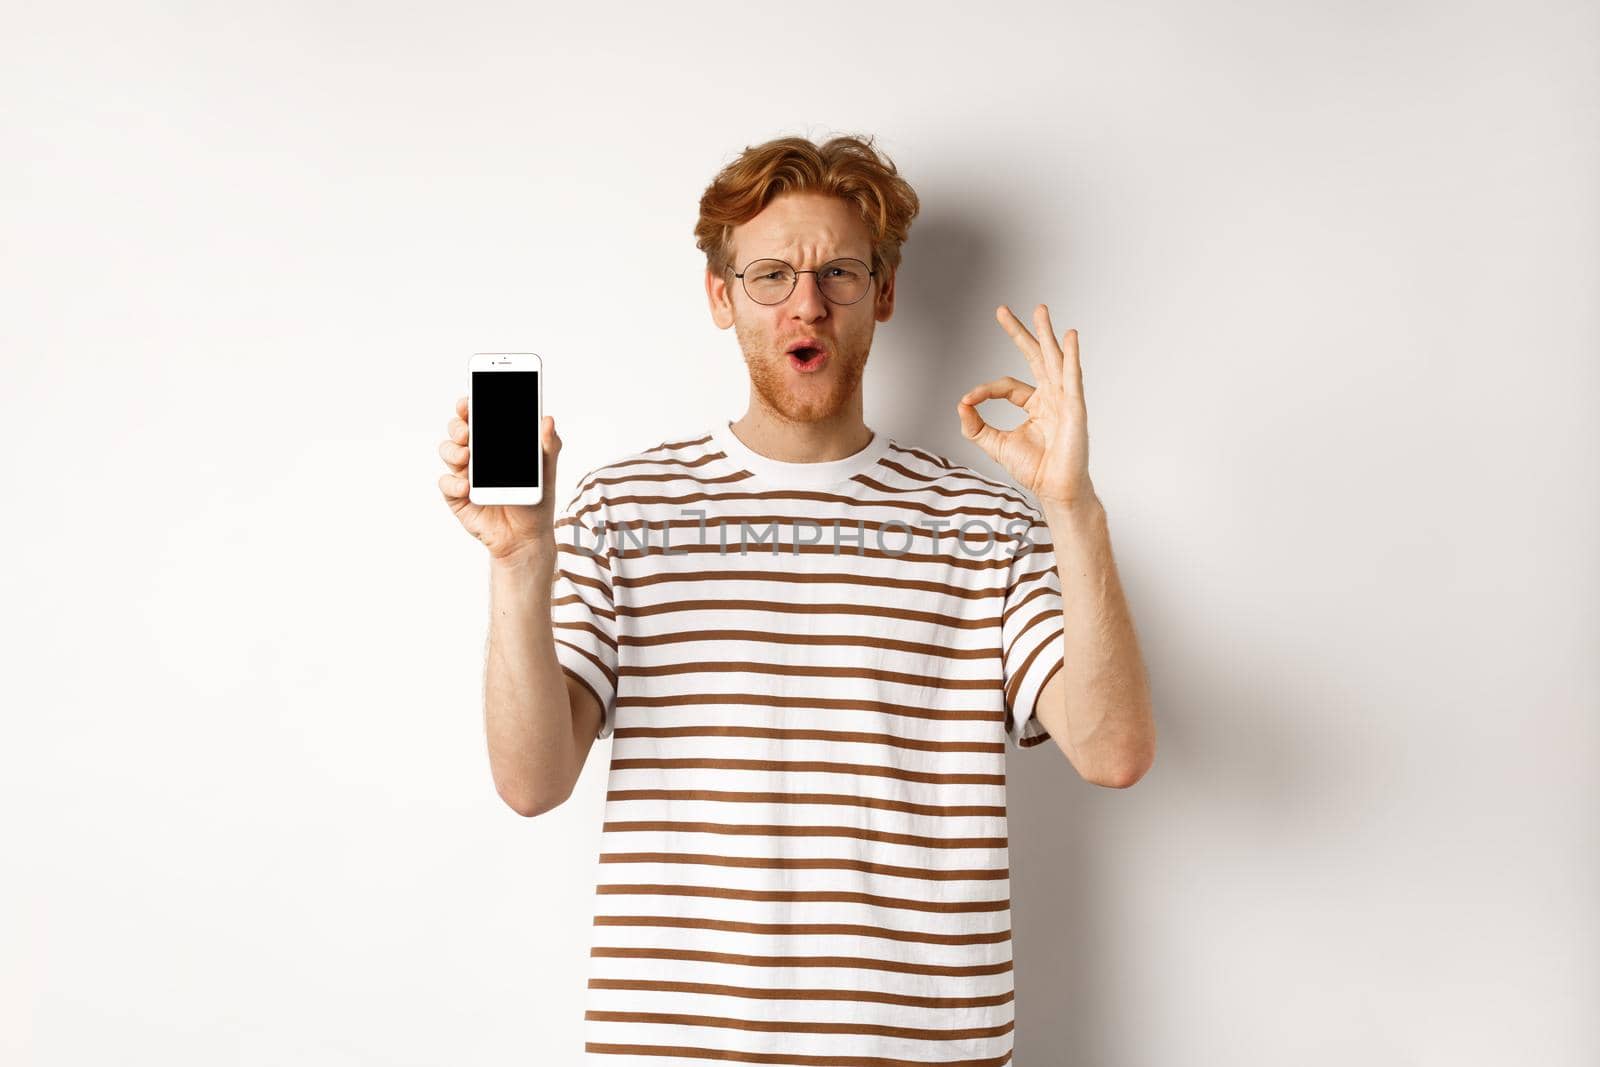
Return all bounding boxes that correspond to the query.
[732,257,876,306]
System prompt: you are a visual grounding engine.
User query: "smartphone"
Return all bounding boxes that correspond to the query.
[467,352,543,506]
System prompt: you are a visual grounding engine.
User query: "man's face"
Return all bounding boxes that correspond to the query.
[706,192,896,424]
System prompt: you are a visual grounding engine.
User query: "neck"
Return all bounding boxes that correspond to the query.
[730,401,872,463]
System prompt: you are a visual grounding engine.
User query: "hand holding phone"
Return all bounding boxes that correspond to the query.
[438,352,559,565]
[467,352,544,506]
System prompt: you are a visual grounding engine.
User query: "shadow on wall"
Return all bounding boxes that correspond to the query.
[876,196,1051,462]
[880,204,1104,1063]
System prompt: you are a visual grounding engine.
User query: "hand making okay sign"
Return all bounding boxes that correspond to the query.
[957,303,1097,511]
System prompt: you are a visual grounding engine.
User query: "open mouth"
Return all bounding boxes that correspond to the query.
[785,338,830,373]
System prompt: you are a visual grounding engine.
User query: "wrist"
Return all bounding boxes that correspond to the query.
[1039,491,1106,533]
[489,540,559,577]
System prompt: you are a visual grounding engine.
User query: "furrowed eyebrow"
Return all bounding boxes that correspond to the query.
[754,251,864,264]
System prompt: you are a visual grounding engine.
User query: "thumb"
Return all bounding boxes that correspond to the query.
[541,415,561,495]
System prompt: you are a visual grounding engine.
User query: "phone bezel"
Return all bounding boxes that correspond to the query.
[467,351,544,506]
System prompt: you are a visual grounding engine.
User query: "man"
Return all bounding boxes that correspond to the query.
[438,133,1154,1064]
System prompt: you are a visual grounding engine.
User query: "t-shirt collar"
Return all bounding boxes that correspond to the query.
[711,419,891,488]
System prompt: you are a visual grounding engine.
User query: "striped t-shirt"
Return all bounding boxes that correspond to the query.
[551,419,1066,1066]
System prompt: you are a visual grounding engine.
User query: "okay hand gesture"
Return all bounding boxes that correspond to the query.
[957,303,1097,511]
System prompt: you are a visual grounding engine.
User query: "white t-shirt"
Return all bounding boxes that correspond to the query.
[551,419,1065,1065]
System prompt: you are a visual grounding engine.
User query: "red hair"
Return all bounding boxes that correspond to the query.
[694,133,921,289]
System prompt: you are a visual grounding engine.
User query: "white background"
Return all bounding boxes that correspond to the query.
[4,2,1595,1064]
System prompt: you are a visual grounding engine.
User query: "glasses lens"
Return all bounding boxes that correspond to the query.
[743,260,796,304]
[818,259,871,304]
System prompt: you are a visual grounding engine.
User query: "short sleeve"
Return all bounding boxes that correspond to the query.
[1001,505,1066,750]
[550,475,618,739]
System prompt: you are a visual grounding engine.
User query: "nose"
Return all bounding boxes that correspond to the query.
[788,271,829,323]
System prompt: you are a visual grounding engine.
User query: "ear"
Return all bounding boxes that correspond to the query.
[873,268,896,324]
[706,267,735,330]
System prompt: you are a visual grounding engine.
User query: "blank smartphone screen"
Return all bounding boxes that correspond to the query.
[471,370,540,488]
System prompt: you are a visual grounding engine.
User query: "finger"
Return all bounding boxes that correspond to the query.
[456,395,468,420]
[1034,305,1066,388]
[995,304,1058,390]
[448,416,468,445]
[438,470,469,501]
[955,394,1007,463]
[439,439,468,470]
[959,375,1035,411]
[1059,327,1086,404]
